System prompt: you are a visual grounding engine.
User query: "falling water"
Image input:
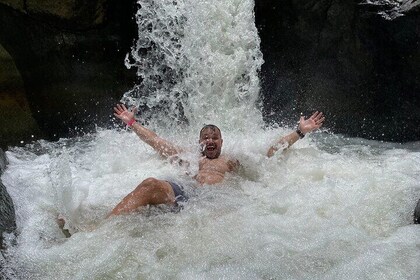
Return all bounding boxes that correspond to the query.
[122,0,263,132]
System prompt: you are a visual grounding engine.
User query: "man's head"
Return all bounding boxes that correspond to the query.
[199,124,223,159]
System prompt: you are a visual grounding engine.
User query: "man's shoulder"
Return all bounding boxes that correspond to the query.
[220,154,238,161]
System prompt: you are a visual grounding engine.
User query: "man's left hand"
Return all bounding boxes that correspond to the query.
[298,111,325,134]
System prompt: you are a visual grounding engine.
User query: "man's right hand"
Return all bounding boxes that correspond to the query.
[113,103,182,157]
[113,104,136,125]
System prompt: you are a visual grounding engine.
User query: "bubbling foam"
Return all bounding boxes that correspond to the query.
[1,130,419,279]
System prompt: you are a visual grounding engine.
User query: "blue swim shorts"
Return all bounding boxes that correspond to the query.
[167,181,188,204]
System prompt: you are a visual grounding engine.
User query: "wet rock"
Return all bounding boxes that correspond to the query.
[0,148,7,172]
[0,148,16,249]
[414,199,420,224]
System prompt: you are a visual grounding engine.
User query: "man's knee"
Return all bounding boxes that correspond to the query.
[135,177,166,193]
[134,177,174,204]
[141,177,162,187]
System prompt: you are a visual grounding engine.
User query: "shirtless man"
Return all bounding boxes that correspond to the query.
[108,104,325,216]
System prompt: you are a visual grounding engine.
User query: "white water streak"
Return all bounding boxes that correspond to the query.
[123,0,263,132]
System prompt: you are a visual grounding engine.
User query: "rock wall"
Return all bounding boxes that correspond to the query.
[0,44,44,148]
[0,0,138,148]
[256,0,420,142]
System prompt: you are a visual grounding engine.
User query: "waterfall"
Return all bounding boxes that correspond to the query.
[122,0,264,132]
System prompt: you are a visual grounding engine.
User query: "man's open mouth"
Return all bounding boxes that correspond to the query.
[206,145,216,151]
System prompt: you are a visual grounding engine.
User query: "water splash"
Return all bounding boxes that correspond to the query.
[122,0,263,132]
[361,0,420,20]
[1,130,419,279]
[123,0,187,124]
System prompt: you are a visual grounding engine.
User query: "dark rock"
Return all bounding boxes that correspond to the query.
[0,0,138,148]
[0,182,16,249]
[414,199,420,224]
[256,0,420,142]
[0,44,44,149]
[0,147,7,172]
[0,148,16,250]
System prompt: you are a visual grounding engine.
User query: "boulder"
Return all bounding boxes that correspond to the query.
[0,148,16,250]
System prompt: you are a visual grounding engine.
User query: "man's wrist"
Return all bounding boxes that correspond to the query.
[127,119,136,127]
[296,127,305,138]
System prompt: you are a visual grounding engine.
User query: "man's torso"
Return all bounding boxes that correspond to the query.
[195,155,238,185]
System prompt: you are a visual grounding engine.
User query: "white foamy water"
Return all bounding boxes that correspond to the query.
[2,0,420,279]
[1,130,419,279]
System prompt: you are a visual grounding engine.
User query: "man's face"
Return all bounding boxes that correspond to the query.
[199,127,223,159]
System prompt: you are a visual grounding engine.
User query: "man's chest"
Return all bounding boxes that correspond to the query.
[199,157,230,173]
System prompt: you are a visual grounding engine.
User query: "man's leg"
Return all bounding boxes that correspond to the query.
[108,178,176,217]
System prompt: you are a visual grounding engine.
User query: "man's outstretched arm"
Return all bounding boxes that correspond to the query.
[267,111,325,157]
[114,104,182,158]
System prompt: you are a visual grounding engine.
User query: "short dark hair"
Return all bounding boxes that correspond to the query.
[200,124,221,137]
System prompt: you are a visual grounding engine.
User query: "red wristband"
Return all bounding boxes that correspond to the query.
[127,119,136,126]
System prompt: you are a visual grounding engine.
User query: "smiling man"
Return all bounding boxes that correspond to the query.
[108,104,324,216]
[194,124,239,185]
